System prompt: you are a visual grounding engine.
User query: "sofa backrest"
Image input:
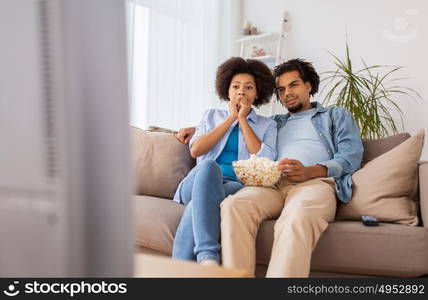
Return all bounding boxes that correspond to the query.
[131,126,414,199]
[131,126,196,199]
[361,132,411,166]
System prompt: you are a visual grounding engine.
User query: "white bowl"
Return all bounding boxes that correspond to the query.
[232,155,282,187]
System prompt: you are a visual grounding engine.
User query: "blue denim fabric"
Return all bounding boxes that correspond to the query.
[172,159,244,263]
[273,102,363,203]
[190,108,277,164]
[173,108,277,203]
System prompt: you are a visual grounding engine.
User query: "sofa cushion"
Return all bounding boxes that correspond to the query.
[135,195,428,277]
[256,220,428,277]
[134,195,184,255]
[336,130,424,226]
[131,126,195,199]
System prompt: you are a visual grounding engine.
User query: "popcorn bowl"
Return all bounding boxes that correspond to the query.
[232,155,282,187]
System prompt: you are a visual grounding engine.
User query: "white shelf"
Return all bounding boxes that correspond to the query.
[237,11,289,116]
[236,32,279,44]
[251,55,273,60]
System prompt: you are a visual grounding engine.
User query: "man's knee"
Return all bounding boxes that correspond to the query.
[221,194,243,215]
[221,193,257,221]
[275,207,318,226]
[274,206,329,232]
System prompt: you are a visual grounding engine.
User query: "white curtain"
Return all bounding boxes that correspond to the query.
[127,0,242,131]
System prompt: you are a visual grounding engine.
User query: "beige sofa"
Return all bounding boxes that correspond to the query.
[131,126,428,277]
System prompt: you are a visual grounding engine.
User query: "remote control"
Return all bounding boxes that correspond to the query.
[361,215,379,226]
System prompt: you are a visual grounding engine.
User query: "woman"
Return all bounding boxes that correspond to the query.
[172,57,277,266]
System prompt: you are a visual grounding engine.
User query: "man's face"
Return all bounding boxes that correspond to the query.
[275,70,312,113]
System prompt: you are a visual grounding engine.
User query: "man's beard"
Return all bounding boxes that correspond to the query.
[287,102,303,113]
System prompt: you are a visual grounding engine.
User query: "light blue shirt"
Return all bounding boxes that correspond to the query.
[277,108,331,166]
[273,102,363,203]
[173,108,277,203]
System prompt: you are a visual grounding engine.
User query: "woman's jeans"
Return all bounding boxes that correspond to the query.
[172,159,244,263]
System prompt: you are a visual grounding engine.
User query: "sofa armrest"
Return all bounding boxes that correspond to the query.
[419,161,428,228]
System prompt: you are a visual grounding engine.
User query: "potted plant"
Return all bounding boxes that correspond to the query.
[321,42,421,138]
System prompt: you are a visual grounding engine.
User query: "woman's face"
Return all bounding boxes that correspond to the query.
[228,73,257,110]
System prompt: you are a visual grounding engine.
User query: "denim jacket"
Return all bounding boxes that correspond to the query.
[273,102,363,203]
[190,109,277,164]
[173,108,277,203]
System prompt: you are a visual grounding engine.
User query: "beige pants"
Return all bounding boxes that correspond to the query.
[220,177,337,278]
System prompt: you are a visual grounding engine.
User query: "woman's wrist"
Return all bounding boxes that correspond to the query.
[226,115,237,124]
[238,115,248,124]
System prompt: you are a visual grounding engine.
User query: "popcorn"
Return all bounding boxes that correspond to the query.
[232,155,282,187]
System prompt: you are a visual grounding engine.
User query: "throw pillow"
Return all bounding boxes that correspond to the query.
[361,133,411,166]
[337,129,425,226]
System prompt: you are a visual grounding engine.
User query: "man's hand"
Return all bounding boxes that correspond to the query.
[176,127,196,144]
[277,158,327,183]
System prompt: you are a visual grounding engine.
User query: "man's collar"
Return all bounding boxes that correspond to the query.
[313,101,327,112]
[284,102,326,118]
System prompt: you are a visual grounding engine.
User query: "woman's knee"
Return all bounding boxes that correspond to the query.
[197,159,218,169]
[223,181,244,197]
[196,159,222,177]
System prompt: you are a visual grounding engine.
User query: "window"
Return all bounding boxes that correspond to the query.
[127,0,241,131]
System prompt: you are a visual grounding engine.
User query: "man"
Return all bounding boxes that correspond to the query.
[176,59,363,277]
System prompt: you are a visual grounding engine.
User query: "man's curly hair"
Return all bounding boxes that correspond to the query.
[272,58,320,100]
[215,57,275,107]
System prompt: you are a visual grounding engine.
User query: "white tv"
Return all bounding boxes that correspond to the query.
[0,0,133,276]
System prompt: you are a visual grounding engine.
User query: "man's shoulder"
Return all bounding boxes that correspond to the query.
[323,105,352,120]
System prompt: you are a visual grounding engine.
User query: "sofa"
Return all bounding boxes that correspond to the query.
[131,126,428,277]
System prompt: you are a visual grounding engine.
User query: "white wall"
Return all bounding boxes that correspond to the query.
[243,0,428,159]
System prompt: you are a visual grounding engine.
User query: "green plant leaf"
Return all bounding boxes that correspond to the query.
[320,41,421,138]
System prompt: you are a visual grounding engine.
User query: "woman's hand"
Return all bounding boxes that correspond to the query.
[228,100,239,120]
[237,97,261,154]
[238,98,252,121]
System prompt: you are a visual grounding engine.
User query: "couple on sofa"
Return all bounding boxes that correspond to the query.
[174,56,364,277]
